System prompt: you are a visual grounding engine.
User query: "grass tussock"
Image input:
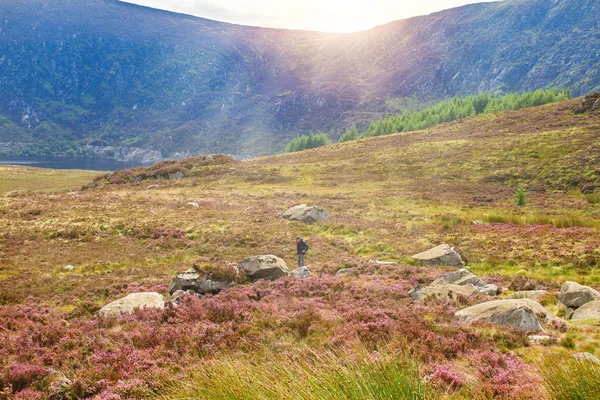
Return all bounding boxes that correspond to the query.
[162,346,431,400]
[540,354,600,400]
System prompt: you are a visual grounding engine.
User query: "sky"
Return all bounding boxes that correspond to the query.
[123,0,499,33]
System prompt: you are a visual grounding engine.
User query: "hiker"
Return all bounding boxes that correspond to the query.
[296,237,309,267]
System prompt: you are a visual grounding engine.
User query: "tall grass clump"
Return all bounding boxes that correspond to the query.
[515,188,527,206]
[286,133,331,152]
[585,193,600,204]
[366,88,571,137]
[162,345,433,400]
[540,354,600,399]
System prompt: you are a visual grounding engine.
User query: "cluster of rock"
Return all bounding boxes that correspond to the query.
[99,255,311,316]
[409,269,499,302]
[282,204,329,224]
[558,281,600,321]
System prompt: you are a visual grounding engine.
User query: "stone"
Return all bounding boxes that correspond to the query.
[572,352,600,364]
[528,335,555,345]
[99,292,166,316]
[205,154,215,161]
[168,171,184,180]
[409,281,480,302]
[186,201,200,208]
[558,281,600,308]
[412,244,464,267]
[167,269,235,295]
[431,268,499,295]
[146,184,159,189]
[64,265,75,271]
[282,204,329,224]
[370,260,400,266]
[508,290,547,301]
[291,266,311,279]
[238,255,289,281]
[456,299,559,331]
[336,268,354,275]
[571,300,600,321]
[565,307,576,320]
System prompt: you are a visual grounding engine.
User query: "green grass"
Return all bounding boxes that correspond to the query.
[540,354,600,400]
[161,345,433,400]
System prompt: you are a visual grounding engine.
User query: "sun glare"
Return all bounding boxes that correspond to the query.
[304,0,384,32]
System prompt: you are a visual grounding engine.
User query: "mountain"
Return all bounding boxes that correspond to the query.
[0,0,599,159]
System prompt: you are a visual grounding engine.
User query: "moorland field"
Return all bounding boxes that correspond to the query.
[0,97,599,399]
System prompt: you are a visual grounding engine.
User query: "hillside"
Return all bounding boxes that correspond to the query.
[0,0,599,159]
[0,98,599,398]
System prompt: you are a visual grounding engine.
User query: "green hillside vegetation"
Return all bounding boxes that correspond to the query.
[363,88,571,138]
[1,0,599,157]
[286,133,332,152]
[1,97,600,398]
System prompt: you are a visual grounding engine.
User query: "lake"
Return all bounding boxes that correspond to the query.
[0,156,150,171]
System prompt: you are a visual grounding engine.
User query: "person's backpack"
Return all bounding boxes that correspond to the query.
[303,241,309,252]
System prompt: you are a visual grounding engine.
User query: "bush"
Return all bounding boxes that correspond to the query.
[286,133,331,152]
[515,188,527,206]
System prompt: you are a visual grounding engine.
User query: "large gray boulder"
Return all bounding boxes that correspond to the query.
[409,281,480,302]
[282,204,329,224]
[432,269,499,295]
[571,300,600,321]
[456,299,558,331]
[99,292,166,316]
[558,281,600,308]
[238,255,289,281]
[412,244,464,267]
[168,269,235,296]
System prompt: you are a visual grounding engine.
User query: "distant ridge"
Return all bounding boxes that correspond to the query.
[0,0,599,159]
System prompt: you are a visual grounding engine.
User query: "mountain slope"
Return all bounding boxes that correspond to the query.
[0,0,599,159]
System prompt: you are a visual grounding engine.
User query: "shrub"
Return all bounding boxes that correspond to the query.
[515,188,527,206]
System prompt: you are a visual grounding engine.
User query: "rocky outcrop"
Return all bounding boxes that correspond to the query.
[412,244,464,267]
[572,352,600,364]
[291,266,311,279]
[558,281,600,308]
[335,268,354,276]
[238,255,289,281]
[432,269,499,295]
[456,299,558,331]
[282,204,329,224]
[167,269,235,296]
[99,292,166,316]
[571,300,600,321]
[574,92,600,114]
[409,281,480,302]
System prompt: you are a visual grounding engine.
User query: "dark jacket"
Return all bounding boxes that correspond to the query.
[297,240,309,254]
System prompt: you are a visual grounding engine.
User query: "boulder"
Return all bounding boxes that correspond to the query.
[508,290,547,301]
[572,352,600,364]
[205,154,215,161]
[238,255,289,281]
[412,244,464,267]
[409,281,480,302]
[64,265,75,271]
[558,281,600,308]
[336,268,354,275]
[528,335,556,345]
[168,269,235,296]
[565,307,576,320]
[571,300,600,321]
[99,292,166,316]
[432,269,499,295]
[282,204,329,224]
[456,299,558,331]
[186,201,200,208]
[291,266,311,279]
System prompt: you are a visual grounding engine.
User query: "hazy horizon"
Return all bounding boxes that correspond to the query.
[122,0,500,32]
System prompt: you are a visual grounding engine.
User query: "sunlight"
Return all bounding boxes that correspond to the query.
[301,0,385,32]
